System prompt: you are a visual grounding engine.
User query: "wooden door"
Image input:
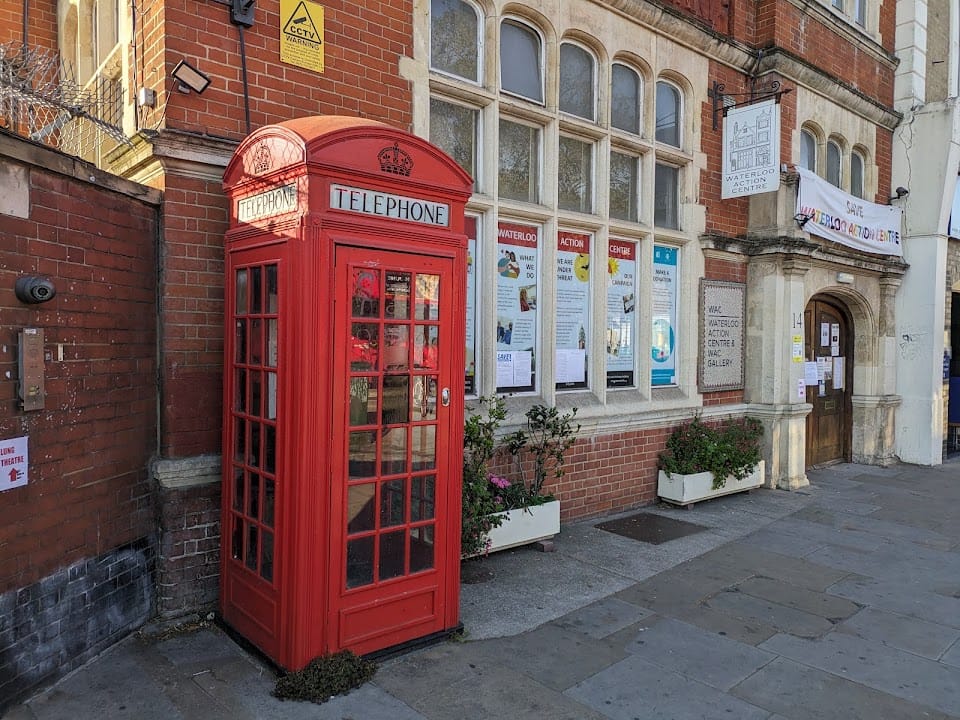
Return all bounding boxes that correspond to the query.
[329,245,457,655]
[804,298,851,466]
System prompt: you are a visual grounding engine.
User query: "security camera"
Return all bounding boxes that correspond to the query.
[15,276,57,304]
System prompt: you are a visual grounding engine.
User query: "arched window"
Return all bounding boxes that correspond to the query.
[500,19,543,104]
[611,63,641,135]
[430,0,481,83]
[850,150,865,199]
[655,81,681,147]
[800,129,817,172]
[826,140,842,187]
[559,43,596,121]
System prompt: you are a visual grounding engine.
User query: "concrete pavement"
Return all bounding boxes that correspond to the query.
[4,461,960,719]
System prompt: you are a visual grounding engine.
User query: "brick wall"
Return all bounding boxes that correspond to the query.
[0,133,160,709]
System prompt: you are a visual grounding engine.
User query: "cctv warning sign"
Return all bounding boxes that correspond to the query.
[280,0,324,73]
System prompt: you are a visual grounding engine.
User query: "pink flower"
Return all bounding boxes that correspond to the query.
[489,475,511,489]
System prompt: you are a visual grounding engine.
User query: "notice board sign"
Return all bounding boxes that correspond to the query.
[699,280,745,392]
[280,0,325,73]
[0,435,28,491]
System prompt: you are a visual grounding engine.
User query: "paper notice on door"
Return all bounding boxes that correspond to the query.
[817,356,829,380]
[833,356,844,389]
[820,322,830,347]
[804,361,819,386]
[555,348,586,384]
[831,323,840,356]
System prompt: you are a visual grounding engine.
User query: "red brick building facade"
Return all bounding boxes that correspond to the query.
[0,0,907,706]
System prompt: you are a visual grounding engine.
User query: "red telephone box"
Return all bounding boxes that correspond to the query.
[220,116,472,669]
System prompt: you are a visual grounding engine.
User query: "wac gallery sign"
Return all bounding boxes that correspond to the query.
[796,167,903,256]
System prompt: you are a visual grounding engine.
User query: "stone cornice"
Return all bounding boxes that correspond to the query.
[107,129,239,185]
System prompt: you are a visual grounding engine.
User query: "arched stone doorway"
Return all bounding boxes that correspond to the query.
[804,294,853,466]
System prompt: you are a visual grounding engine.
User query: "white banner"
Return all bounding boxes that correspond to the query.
[796,167,902,256]
[721,99,780,199]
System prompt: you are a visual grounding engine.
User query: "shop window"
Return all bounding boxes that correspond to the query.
[800,129,817,172]
[465,215,479,395]
[499,118,541,203]
[850,151,865,199]
[430,97,480,188]
[556,231,592,390]
[606,239,638,388]
[558,135,594,213]
[611,64,642,135]
[559,42,596,121]
[827,140,842,187]
[654,162,679,229]
[651,245,679,387]
[655,81,681,147]
[609,150,640,222]
[430,0,481,83]
[496,221,540,393]
[500,19,543,104]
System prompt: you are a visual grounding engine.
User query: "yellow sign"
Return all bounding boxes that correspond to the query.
[280,0,324,73]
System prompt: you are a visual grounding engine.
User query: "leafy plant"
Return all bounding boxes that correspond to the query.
[461,399,580,557]
[461,396,509,557]
[504,404,580,497]
[273,650,377,703]
[658,415,763,490]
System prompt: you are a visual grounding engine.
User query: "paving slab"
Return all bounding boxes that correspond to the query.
[622,617,775,691]
[549,596,653,640]
[669,602,779,646]
[698,542,853,591]
[828,575,960,629]
[731,656,954,720]
[705,589,837,638]
[565,654,771,720]
[759,631,960,716]
[482,623,628,692]
[837,606,960,660]
[734,575,862,621]
[740,526,826,559]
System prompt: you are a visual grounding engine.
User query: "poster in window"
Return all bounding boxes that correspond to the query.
[496,221,539,392]
[652,245,678,386]
[607,239,637,388]
[556,231,590,389]
[465,215,478,395]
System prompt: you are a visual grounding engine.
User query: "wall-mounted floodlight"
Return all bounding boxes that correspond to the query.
[171,59,211,94]
[889,186,909,203]
[794,212,814,229]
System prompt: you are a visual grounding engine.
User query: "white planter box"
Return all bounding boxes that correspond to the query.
[484,499,560,554]
[657,461,764,507]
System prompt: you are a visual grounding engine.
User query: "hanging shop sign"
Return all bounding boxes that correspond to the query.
[721,99,780,199]
[796,167,902,256]
[698,280,745,392]
[280,0,325,73]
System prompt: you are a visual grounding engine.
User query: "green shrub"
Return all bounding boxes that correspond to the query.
[658,415,763,490]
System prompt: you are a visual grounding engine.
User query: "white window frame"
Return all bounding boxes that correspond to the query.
[429,0,484,85]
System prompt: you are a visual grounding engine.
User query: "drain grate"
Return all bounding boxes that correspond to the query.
[594,512,707,545]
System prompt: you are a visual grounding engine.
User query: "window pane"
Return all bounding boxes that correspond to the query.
[827,142,842,187]
[611,64,641,135]
[606,239,638,388]
[651,244,679,387]
[431,0,479,82]
[501,20,542,103]
[609,151,639,222]
[800,130,817,172]
[499,119,540,203]
[559,43,595,120]
[558,136,593,213]
[654,163,679,229]
[851,152,864,199]
[655,82,680,147]
[855,0,865,25]
[430,98,478,182]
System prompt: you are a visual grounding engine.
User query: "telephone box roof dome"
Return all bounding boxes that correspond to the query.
[224,115,473,194]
